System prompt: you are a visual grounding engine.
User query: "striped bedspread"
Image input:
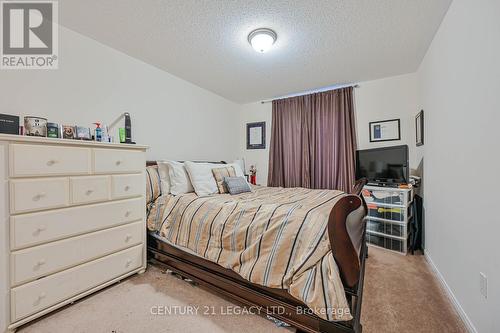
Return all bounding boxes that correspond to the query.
[147,186,352,321]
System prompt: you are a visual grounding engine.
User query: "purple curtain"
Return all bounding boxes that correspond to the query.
[267,87,357,192]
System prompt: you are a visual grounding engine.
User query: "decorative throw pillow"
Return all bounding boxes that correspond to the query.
[212,166,236,193]
[227,162,246,178]
[145,165,162,203]
[224,176,252,195]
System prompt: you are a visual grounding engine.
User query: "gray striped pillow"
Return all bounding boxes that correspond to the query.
[224,176,251,195]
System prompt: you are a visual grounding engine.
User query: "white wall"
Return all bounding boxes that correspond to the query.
[417,1,500,332]
[239,73,420,185]
[0,26,240,162]
[356,73,422,172]
[238,102,272,185]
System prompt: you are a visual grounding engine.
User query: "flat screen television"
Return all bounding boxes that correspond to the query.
[356,145,409,186]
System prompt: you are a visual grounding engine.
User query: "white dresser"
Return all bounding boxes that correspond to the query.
[0,134,148,333]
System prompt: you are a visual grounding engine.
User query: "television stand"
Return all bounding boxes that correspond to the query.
[361,185,414,254]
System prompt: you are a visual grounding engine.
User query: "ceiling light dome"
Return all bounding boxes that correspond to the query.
[248,28,277,53]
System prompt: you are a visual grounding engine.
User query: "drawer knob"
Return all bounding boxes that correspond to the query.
[34,259,46,269]
[125,234,132,242]
[34,292,47,305]
[124,185,130,191]
[46,160,58,166]
[126,259,132,267]
[125,210,132,217]
[116,160,122,166]
[86,189,94,195]
[33,192,46,201]
[34,226,47,235]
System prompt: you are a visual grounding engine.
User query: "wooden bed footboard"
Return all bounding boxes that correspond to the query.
[327,191,368,333]
[146,161,368,333]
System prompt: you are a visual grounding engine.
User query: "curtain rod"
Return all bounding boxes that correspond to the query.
[260,84,359,104]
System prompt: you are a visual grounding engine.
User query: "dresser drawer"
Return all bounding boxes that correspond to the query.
[11,222,143,286]
[11,198,143,250]
[10,144,91,177]
[10,178,69,214]
[11,245,143,321]
[93,149,144,174]
[70,176,110,204]
[111,174,143,199]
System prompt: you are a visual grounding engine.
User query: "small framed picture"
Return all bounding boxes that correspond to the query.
[416,110,424,146]
[75,126,91,140]
[62,125,75,139]
[369,119,401,142]
[246,122,266,149]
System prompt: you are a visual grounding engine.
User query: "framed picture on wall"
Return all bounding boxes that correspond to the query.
[246,122,266,149]
[416,110,424,146]
[369,119,401,142]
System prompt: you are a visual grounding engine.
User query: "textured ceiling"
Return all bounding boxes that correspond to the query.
[60,0,451,103]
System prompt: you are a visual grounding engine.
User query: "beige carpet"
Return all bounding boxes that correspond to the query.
[18,246,466,333]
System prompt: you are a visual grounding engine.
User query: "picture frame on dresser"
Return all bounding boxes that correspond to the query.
[62,125,75,139]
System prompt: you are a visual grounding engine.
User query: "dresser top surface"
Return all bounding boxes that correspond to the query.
[0,133,148,150]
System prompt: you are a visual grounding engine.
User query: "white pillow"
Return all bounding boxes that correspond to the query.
[156,161,171,194]
[227,162,247,180]
[166,161,194,195]
[225,163,245,177]
[184,161,219,197]
[232,159,246,175]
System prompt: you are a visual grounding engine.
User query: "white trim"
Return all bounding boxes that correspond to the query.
[424,252,477,333]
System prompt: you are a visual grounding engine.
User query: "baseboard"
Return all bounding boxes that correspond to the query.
[424,252,477,333]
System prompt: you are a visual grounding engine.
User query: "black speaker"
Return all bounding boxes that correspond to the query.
[124,112,132,143]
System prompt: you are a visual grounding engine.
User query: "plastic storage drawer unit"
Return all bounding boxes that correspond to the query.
[362,185,413,254]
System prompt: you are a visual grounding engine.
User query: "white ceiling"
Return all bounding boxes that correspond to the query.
[60,0,452,103]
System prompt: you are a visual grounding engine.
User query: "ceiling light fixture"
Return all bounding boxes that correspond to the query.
[248,28,277,53]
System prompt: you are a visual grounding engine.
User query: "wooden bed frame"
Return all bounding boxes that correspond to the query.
[146,161,368,333]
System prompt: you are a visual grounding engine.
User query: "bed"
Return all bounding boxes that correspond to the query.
[145,161,367,333]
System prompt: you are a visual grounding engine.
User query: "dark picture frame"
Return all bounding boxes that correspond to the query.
[246,122,266,149]
[416,110,424,146]
[369,118,401,142]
